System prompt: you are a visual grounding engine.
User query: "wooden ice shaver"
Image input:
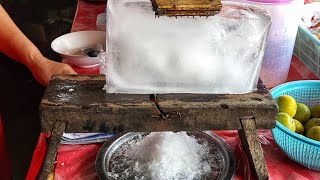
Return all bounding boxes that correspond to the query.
[38,1,277,179]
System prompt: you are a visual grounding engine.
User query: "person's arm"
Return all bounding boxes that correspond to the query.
[0,5,76,86]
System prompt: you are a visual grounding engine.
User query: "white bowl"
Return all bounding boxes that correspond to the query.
[51,30,106,68]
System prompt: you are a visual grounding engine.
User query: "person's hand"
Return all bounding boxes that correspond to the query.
[0,5,77,87]
[29,56,77,87]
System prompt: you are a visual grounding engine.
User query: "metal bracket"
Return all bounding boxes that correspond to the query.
[150,94,181,120]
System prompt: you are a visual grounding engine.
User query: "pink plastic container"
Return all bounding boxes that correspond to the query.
[230,0,304,88]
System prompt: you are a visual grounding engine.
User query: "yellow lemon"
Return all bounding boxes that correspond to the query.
[304,118,320,133]
[277,112,296,132]
[276,95,297,117]
[310,104,320,118]
[306,126,320,142]
[294,103,311,124]
[294,119,304,135]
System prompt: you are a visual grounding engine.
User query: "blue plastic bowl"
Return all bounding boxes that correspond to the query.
[270,80,320,171]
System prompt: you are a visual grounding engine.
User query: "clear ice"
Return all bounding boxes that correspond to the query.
[103,0,271,94]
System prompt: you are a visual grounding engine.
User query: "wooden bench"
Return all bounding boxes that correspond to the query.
[38,74,278,180]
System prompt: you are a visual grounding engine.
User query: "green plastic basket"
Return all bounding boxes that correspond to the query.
[270,80,320,171]
[294,25,320,78]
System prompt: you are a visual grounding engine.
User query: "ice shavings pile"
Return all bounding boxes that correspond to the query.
[108,132,222,180]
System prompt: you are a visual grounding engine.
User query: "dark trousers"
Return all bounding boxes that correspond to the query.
[0,53,45,179]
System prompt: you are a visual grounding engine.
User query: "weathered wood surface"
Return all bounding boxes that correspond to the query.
[238,118,268,180]
[40,74,278,133]
[38,121,66,180]
[150,0,222,16]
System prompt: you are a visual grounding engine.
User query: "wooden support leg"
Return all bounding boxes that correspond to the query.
[38,121,66,180]
[238,118,268,180]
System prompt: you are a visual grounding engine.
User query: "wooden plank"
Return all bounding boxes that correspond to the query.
[150,0,222,16]
[40,75,277,133]
[38,121,66,180]
[238,118,268,180]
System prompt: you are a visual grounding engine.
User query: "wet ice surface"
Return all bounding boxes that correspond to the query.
[104,0,271,94]
[106,132,225,180]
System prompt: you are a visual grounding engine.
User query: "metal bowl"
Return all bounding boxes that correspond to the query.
[96,131,235,180]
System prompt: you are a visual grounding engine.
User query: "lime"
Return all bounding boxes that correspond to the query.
[304,118,320,133]
[277,112,296,132]
[294,103,311,124]
[310,104,320,118]
[294,119,304,135]
[306,126,320,141]
[276,95,297,117]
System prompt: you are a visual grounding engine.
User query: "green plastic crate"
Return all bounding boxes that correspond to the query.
[294,25,320,78]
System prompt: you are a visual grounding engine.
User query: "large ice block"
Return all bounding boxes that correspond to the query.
[103,0,271,94]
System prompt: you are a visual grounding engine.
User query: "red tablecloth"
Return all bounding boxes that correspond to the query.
[26,0,320,179]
